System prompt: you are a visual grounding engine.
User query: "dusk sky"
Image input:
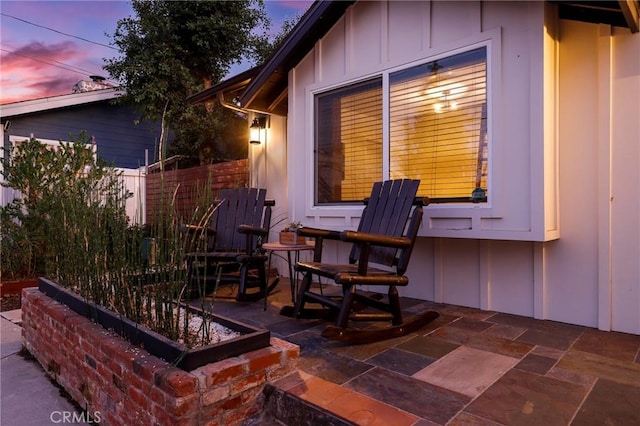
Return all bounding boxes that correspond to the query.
[0,0,313,104]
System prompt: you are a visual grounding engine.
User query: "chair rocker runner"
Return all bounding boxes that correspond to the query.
[289,179,439,344]
[184,188,277,302]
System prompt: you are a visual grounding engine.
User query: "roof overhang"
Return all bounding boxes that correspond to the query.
[238,0,355,115]
[552,0,639,32]
[187,0,638,117]
[0,88,121,118]
[186,65,262,107]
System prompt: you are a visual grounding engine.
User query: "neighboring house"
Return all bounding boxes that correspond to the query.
[192,0,640,335]
[0,86,163,222]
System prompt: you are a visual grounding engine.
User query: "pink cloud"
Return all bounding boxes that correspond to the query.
[0,1,128,103]
[3,41,82,69]
[0,40,98,104]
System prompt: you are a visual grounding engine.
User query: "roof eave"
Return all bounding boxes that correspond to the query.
[619,0,640,32]
[1,88,121,118]
[186,65,263,106]
[239,0,355,110]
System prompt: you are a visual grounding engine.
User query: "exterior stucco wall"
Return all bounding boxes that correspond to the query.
[266,1,639,334]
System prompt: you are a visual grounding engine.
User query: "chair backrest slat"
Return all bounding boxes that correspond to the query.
[350,179,421,267]
[211,188,269,251]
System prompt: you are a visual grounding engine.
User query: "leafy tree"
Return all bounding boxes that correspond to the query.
[105,0,269,164]
[251,15,302,64]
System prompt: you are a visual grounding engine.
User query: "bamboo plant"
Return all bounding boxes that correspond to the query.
[1,134,219,348]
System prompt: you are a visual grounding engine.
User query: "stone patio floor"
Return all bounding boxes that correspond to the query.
[203,280,640,426]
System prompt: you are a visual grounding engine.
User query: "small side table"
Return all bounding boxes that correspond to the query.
[262,241,315,305]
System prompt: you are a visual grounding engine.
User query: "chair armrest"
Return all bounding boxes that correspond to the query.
[297,227,342,240]
[296,227,342,262]
[340,230,411,249]
[237,224,269,237]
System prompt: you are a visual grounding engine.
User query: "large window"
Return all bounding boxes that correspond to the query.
[315,47,487,204]
[315,78,383,204]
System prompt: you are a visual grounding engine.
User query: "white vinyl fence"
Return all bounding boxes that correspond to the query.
[1,167,146,225]
[117,167,146,225]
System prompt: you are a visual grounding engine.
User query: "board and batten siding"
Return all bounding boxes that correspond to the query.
[272,1,639,334]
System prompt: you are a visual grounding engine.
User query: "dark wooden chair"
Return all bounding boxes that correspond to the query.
[289,179,439,344]
[184,187,276,302]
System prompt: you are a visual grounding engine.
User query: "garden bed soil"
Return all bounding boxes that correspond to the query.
[0,293,21,311]
[0,278,37,311]
[37,277,271,370]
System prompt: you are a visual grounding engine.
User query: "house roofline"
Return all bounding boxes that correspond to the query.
[187,0,638,114]
[238,0,355,109]
[1,88,122,118]
[187,65,262,106]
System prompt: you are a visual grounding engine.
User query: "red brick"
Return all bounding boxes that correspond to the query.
[166,394,200,417]
[121,405,146,426]
[200,401,225,423]
[122,369,145,391]
[103,378,125,403]
[156,368,198,397]
[104,412,121,425]
[107,359,122,377]
[149,386,167,406]
[127,387,149,411]
[197,358,247,387]
[230,372,265,395]
[243,346,282,373]
[45,303,72,324]
[63,313,89,331]
[75,322,101,341]
[22,286,288,426]
[219,394,243,410]
[132,355,168,381]
[266,363,298,382]
[202,385,230,406]
[223,400,262,426]
[151,402,180,425]
[113,347,138,367]
[240,386,263,405]
[271,337,300,358]
[100,335,131,359]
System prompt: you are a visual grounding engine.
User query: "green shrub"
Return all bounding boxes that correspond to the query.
[1,133,215,347]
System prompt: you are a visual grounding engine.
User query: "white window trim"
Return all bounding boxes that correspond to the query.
[305,29,502,226]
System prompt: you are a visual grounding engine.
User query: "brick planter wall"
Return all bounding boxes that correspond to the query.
[21,288,299,425]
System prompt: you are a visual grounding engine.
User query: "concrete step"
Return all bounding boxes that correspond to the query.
[256,372,352,426]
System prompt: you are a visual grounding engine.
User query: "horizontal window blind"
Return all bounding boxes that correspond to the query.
[389,47,487,201]
[313,47,487,205]
[315,79,382,203]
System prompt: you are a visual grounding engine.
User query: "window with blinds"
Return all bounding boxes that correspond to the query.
[390,47,487,202]
[315,78,383,204]
[313,46,487,205]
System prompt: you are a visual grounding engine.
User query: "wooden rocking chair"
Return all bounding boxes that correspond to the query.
[289,179,439,344]
[184,187,277,302]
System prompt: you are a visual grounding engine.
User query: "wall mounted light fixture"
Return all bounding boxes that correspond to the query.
[249,117,267,144]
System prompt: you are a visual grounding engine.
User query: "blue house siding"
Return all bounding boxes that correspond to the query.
[3,101,159,169]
